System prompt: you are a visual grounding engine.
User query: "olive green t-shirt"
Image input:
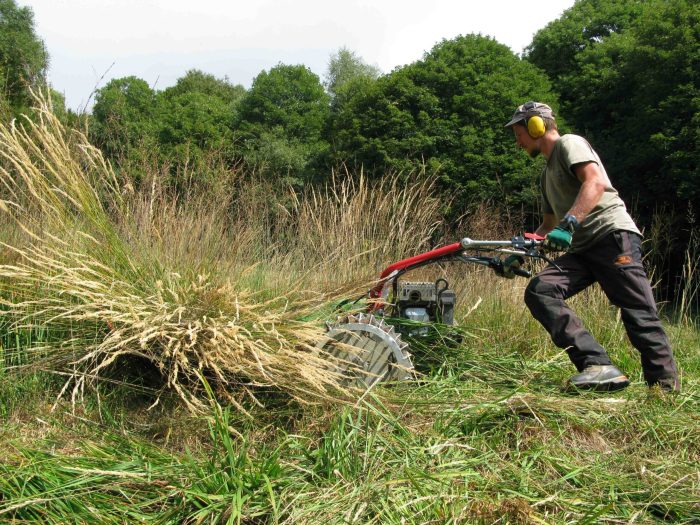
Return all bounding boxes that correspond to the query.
[541,134,640,252]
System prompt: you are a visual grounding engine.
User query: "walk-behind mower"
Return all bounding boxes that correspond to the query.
[317,234,551,387]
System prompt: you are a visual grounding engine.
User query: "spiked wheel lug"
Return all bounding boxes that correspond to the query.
[317,314,414,387]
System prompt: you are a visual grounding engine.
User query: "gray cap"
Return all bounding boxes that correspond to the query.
[504,101,555,127]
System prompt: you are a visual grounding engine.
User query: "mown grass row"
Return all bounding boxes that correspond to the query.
[2,278,698,523]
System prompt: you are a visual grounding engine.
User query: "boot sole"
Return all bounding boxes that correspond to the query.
[566,376,630,393]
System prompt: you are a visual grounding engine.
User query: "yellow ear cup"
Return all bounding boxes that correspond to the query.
[527,115,546,138]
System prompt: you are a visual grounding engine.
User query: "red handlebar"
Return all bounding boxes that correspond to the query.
[369,241,463,299]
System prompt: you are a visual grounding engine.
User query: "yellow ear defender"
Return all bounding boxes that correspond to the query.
[526,115,546,138]
[519,101,547,138]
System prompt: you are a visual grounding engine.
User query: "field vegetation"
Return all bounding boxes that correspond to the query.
[0,101,698,524]
[1,0,699,522]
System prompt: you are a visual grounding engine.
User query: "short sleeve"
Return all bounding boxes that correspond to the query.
[561,136,599,174]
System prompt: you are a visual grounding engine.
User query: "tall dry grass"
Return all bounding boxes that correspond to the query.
[280,171,446,288]
[0,103,353,411]
[116,164,449,293]
[0,100,454,411]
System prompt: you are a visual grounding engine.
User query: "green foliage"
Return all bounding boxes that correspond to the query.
[240,125,318,185]
[325,47,380,103]
[236,63,330,186]
[0,0,48,118]
[162,68,246,101]
[91,70,245,188]
[158,95,232,188]
[526,0,700,213]
[163,401,287,523]
[157,70,244,184]
[524,0,645,87]
[328,35,558,212]
[238,64,329,140]
[91,76,159,161]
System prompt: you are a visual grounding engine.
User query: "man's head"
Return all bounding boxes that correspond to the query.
[505,101,557,158]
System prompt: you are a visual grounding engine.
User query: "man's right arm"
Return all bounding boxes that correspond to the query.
[535,213,557,237]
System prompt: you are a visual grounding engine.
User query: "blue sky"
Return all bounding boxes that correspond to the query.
[21,0,575,111]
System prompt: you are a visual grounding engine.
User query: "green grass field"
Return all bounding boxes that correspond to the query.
[1,311,698,524]
[0,102,698,524]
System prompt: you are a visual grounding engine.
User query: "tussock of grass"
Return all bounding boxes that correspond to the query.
[0,101,361,410]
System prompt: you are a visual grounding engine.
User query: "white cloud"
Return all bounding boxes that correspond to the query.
[20,0,575,110]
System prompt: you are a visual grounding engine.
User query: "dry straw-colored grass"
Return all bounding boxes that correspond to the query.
[115,162,447,296]
[0,101,366,411]
[0,98,453,412]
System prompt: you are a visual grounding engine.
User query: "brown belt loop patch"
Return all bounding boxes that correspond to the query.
[614,255,633,265]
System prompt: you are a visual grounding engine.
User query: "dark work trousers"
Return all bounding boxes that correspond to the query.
[524,230,678,384]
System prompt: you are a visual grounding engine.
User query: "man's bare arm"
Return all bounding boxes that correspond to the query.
[567,161,607,223]
[535,213,558,236]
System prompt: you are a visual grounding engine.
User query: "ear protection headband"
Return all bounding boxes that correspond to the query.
[522,101,546,139]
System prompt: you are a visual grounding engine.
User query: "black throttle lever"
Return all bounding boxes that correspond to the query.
[489,257,531,279]
[512,266,532,278]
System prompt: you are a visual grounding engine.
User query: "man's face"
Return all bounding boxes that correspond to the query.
[513,125,540,158]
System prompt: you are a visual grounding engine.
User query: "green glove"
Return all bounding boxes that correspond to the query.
[544,214,579,251]
[543,226,573,251]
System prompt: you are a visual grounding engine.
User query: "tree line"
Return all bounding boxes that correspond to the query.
[2,0,698,252]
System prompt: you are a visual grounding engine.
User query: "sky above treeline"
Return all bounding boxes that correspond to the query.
[20,0,576,111]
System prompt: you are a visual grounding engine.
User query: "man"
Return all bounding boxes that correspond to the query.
[505,101,679,392]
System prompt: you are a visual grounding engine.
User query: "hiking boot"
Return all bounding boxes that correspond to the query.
[567,365,629,392]
[650,376,680,392]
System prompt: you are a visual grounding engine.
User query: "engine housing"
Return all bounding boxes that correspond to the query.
[395,280,455,334]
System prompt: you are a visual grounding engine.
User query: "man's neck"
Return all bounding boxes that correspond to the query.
[540,130,561,160]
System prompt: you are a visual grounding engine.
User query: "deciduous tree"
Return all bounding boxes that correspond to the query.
[236,64,330,186]
[527,0,699,213]
[157,70,244,157]
[91,76,159,162]
[325,47,380,103]
[329,35,558,213]
[0,0,48,117]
